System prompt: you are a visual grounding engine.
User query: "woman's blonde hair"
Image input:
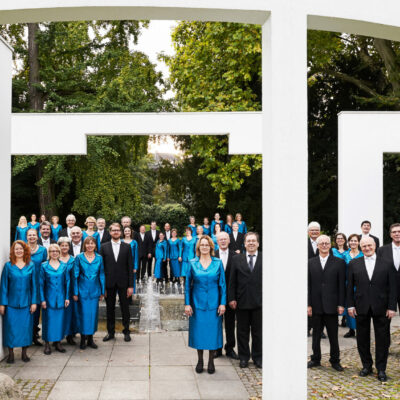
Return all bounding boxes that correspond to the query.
[18,216,27,226]
[195,235,215,257]
[85,216,97,226]
[47,244,61,259]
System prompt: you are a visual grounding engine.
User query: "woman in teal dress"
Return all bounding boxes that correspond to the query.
[82,216,101,252]
[59,237,78,345]
[51,216,62,242]
[211,213,224,234]
[122,226,138,293]
[73,236,105,350]
[342,233,363,338]
[235,213,248,234]
[15,215,29,242]
[28,214,40,233]
[185,235,226,374]
[168,229,181,283]
[211,224,220,251]
[40,244,70,355]
[180,227,197,278]
[0,240,37,363]
[224,214,233,234]
[154,233,168,281]
[202,217,211,236]
[332,232,348,259]
[188,216,197,237]
[27,228,48,346]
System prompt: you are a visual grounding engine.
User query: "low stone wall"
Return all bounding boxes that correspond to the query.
[159,296,188,331]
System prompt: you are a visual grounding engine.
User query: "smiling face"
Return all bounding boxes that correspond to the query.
[71,228,82,244]
[317,235,331,257]
[31,214,37,222]
[110,225,121,241]
[49,248,60,261]
[391,225,400,245]
[124,227,132,239]
[40,224,51,239]
[308,227,320,240]
[59,242,70,255]
[85,240,96,253]
[27,229,38,244]
[360,237,376,257]
[14,243,24,259]
[66,217,76,228]
[244,234,259,254]
[336,234,345,247]
[159,232,165,242]
[361,222,371,235]
[199,237,211,256]
[348,236,359,250]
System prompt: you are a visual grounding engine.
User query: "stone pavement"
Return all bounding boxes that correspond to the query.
[308,315,400,399]
[0,331,256,400]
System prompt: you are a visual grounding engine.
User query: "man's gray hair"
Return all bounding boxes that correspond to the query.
[71,226,82,233]
[316,235,330,244]
[57,236,71,245]
[66,214,76,222]
[308,221,321,230]
[216,231,229,241]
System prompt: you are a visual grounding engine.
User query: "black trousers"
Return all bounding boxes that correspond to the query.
[138,256,147,280]
[105,286,130,334]
[236,307,262,363]
[311,314,339,364]
[388,298,400,345]
[147,256,154,277]
[224,306,236,352]
[356,309,390,371]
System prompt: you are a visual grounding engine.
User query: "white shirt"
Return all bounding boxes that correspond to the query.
[310,239,317,254]
[319,255,329,269]
[67,227,72,239]
[233,231,238,241]
[246,251,258,270]
[151,230,156,241]
[41,238,50,250]
[140,233,145,241]
[393,242,400,271]
[98,229,104,241]
[219,248,229,271]
[112,240,121,262]
[72,242,81,257]
[364,254,376,280]
[165,231,171,240]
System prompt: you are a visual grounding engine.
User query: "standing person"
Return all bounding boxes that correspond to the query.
[101,223,134,342]
[332,233,348,259]
[69,227,84,257]
[215,232,238,359]
[0,241,37,363]
[28,214,40,233]
[342,234,363,338]
[163,223,172,241]
[185,235,226,374]
[145,221,160,278]
[121,216,132,231]
[168,229,182,283]
[202,217,211,236]
[74,237,105,349]
[40,214,47,224]
[162,223,172,282]
[40,244,70,355]
[229,222,244,254]
[347,237,396,382]
[307,235,346,371]
[211,213,224,234]
[82,216,101,251]
[50,216,62,242]
[188,216,197,237]
[235,213,248,234]
[59,237,78,346]
[27,228,47,346]
[121,226,138,295]
[97,218,111,248]
[196,225,204,243]
[228,232,262,369]
[154,232,168,283]
[360,220,380,248]
[180,227,197,278]
[224,214,234,234]
[15,215,29,242]
[59,214,77,239]
[136,225,149,282]
[38,221,56,250]
[211,224,220,251]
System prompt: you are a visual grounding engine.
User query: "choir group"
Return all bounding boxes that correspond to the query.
[2,211,262,375]
[308,220,400,382]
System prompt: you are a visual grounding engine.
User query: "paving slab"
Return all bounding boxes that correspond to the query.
[48,380,102,400]
[15,365,65,380]
[105,366,149,381]
[59,366,107,381]
[195,365,239,381]
[99,380,149,400]
[197,380,249,399]
[150,352,193,366]
[150,379,200,400]
[150,365,195,381]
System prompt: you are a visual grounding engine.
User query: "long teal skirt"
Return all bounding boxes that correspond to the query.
[188,308,223,350]
[64,300,80,336]
[3,306,33,348]
[78,298,99,335]
[42,307,65,342]
[170,259,181,278]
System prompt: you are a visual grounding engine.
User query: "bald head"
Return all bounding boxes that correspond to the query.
[360,236,376,256]
[217,231,230,250]
[316,235,331,256]
[70,226,82,244]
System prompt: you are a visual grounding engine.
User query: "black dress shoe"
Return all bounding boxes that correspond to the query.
[6,354,14,364]
[254,360,262,369]
[378,370,388,382]
[226,350,239,360]
[239,360,249,368]
[80,335,87,350]
[331,363,344,372]
[124,333,131,342]
[307,360,321,368]
[359,367,373,377]
[341,316,347,327]
[44,342,51,355]
[215,349,222,358]
[321,332,326,339]
[55,342,66,353]
[21,354,30,363]
[33,336,43,346]
[344,329,355,338]
[103,333,115,342]
[87,336,98,349]
[195,360,204,373]
[66,335,76,345]
[207,360,215,374]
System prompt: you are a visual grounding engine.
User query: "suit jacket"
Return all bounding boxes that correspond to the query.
[98,230,111,244]
[135,232,149,258]
[145,230,160,256]
[68,240,83,256]
[347,255,397,315]
[228,252,262,309]
[308,255,346,314]
[229,232,244,253]
[308,238,319,259]
[100,241,134,289]
[59,227,71,238]
[359,234,380,249]
[37,237,56,247]
[377,243,400,302]
[215,249,235,300]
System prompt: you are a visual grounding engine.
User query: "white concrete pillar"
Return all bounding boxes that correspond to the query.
[262,7,308,399]
[0,37,12,358]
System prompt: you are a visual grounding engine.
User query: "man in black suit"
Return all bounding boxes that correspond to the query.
[360,220,380,249]
[59,214,76,239]
[135,225,149,281]
[229,222,244,254]
[347,237,397,382]
[308,221,320,259]
[215,231,239,360]
[162,223,172,282]
[101,223,134,342]
[145,221,160,278]
[228,232,262,369]
[307,235,346,371]
[68,226,83,256]
[97,218,111,247]
[38,221,56,250]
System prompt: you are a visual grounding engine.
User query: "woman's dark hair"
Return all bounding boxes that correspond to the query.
[334,232,348,251]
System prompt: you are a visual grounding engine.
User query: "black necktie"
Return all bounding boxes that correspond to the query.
[248,255,255,271]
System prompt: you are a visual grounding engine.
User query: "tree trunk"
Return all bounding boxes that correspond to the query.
[28,23,57,217]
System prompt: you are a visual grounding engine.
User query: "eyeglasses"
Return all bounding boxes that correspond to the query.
[318,242,330,246]
[199,244,210,247]
[111,229,121,232]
